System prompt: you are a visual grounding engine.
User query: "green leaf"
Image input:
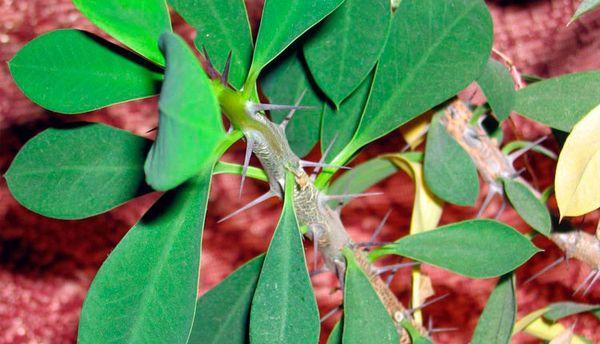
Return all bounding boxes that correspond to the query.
[327,157,400,207]
[189,255,265,344]
[400,320,433,344]
[477,59,516,121]
[261,50,323,157]
[370,219,540,278]
[250,173,319,343]
[351,0,493,150]
[544,302,600,322]
[327,321,342,344]
[8,29,162,114]
[514,70,600,131]
[213,161,269,183]
[342,250,398,344]
[78,170,212,343]
[168,0,253,89]
[250,0,345,76]
[502,178,552,237]
[321,71,374,162]
[72,0,171,65]
[145,32,226,191]
[471,274,516,344]
[303,0,390,106]
[5,123,151,220]
[571,0,600,22]
[424,111,479,206]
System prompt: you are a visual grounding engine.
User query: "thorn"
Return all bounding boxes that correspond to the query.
[374,261,420,275]
[429,327,459,334]
[310,133,339,180]
[369,210,392,243]
[280,90,307,129]
[220,51,232,85]
[352,241,393,249]
[300,160,351,170]
[573,269,597,295]
[495,196,507,219]
[320,306,341,323]
[322,192,383,203]
[428,317,434,333]
[247,102,315,115]
[201,45,220,79]
[476,114,487,129]
[477,183,502,218]
[507,136,548,165]
[218,190,276,223]
[524,256,565,285]
[310,267,327,277]
[309,225,324,272]
[226,125,234,134]
[146,127,157,133]
[239,136,254,198]
[582,270,600,296]
[409,293,450,313]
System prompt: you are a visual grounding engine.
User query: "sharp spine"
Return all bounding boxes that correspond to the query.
[201,45,220,79]
[280,90,307,129]
[523,256,565,285]
[507,136,548,165]
[218,190,276,223]
[220,51,232,86]
[239,136,254,198]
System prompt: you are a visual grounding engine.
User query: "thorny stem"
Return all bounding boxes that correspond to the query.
[214,83,423,342]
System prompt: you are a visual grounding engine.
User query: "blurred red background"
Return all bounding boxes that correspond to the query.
[0,0,599,343]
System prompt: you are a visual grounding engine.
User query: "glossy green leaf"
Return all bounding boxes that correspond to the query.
[477,59,516,121]
[571,0,600,22]
[342,250,398,344]
[321,71,374,162]
[304,0,390,106]
[262,50,323,157]
[472,274,516,344]
[189,255,265,344]
[145,32,226,191]
[327,321,342,344]
[250,0,345,76]
[352,0,493,150]
[370,219,540,278]
[502,178,552,237]
[514,70,600,131]
[424,112,479,206]
[8,29,162,114]
[544,302,600,322]
[5,123,151,220]
[78,170,212,343]
[327,157,401,207]
[168,0,253,89]
[250,173,319,343]
[73,0,171,65]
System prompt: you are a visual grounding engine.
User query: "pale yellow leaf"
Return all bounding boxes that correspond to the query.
[549,324,574,344]
[386,154,444,234]
[399,111,433,150]
[555,103,600,218]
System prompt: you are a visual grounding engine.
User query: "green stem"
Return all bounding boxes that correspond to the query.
[214,161,269,182]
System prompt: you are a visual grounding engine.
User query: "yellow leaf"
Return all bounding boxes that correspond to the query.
[555,103,600,218]
[386,154,444,234]
[399,111,433,150]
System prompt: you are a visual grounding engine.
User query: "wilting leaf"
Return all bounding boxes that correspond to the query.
[189,255,265,344]
[472,274,516,344]
[571,0,600,22]
[555,103,600,217]
[250,173,319,343]
[5,123,151,220]
[424,112,479,206]
[250,0,344,76]
[327,157,400,207]
[78,170,212,343]
[342,250,398,344]
[304,0,390,105]
[514,70,600,131]
[9,30,162,114]
[261,50,323,157]
[477,59,516,121]
[321,71,374,162]
[386,154,443,234]
[352,0,493,150]
[144,32,226,191]
[370,219,539,278]
[73,0,171,65]
[168,0,253,88]
[544,302,600,322]
[502,178,552,237]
